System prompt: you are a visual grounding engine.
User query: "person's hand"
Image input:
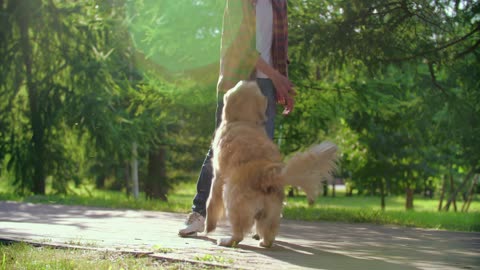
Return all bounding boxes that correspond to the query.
[271,71,296,115]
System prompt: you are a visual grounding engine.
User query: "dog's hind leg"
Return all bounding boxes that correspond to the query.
[256,214,280,248]
[205,172,224,233]
[255,195,282,248]
[218,212,253,247]
[218,188,255,247]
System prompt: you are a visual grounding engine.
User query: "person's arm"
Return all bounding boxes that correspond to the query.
[218,0,258,92]
[256,57,296,115]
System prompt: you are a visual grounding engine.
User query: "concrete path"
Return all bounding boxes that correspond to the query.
[0,201,478,270]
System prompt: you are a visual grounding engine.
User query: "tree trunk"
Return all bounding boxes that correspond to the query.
[423,178,427,197]
[124,162,131,197]
[405,187,414,210]
[145,146,168,201]
[444,169,475,211]
[380,179,386,211]
[322,180,328,196]
[438,175,446,211]
[95,174,106,189]
[331,178,336,198]
[462,174,478,212]
[450,174,457,211]
[18,0,46,195]
[346,182,353,197]
[131,142,139,199]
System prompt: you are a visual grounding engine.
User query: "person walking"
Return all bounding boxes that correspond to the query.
[179,0,295,237]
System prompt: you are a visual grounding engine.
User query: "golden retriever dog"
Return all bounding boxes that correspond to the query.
[205,81,337,248]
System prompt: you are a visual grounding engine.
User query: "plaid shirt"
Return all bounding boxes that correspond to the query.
[217,0,288,92]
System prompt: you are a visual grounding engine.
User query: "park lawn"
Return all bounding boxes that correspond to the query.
[0,180,478,232]
[283,187,480,231]
[284,198,480,231]
[0,242,218,270]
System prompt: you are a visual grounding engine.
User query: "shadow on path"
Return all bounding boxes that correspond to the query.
[1,201,479,270]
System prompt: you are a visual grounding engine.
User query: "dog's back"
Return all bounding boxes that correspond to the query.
[213,122,283,188]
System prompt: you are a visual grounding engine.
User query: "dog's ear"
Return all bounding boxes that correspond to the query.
[222,87,240,122]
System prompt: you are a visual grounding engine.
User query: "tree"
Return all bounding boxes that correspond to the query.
[286,0,479,208]
[1,0,148,194]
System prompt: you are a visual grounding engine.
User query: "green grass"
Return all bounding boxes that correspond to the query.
[0,182,194,213]
[283,191,480,231]
[283,203,480,231]
[194,254,234,264]
[0,242,219,270]
[1,180,479,232]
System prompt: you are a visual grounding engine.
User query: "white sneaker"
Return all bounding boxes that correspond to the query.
[178,212,205,237]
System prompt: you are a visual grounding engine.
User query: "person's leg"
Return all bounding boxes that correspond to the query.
[192,94,224,215]
[256,78,276,140]
[190,150,213,216]
[179,94,224,236]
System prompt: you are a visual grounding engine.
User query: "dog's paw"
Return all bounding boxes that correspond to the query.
[259,240,273,248]
[217,237,238,247]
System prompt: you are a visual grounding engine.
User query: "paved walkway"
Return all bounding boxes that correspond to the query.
[0,201,478,269]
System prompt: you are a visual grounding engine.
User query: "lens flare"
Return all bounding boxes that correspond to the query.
[126,0,224,79]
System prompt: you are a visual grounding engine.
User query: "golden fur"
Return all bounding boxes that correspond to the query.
[205,81,337,248]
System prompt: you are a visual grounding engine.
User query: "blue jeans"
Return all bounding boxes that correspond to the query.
[192,79,277,216]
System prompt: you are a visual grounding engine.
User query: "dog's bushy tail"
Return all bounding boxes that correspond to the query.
[281,142,338,204]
